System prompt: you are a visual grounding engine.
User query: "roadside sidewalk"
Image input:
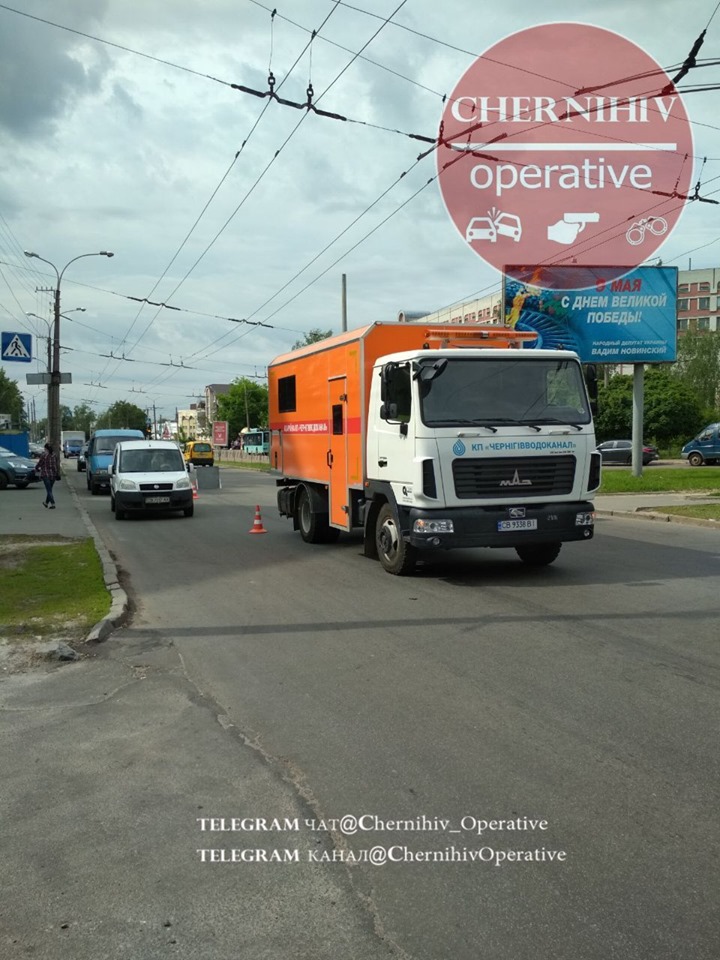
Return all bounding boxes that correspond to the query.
[0,465,127,641]
[594,493,720,528]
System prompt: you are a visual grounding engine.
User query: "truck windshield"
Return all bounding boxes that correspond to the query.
[419,357,591,427]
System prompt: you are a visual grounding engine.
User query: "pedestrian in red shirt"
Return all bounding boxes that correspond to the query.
[36,443,60,508]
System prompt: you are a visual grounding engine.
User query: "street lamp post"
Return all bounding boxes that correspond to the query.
[27,309,86,439]
[24,251,113,452]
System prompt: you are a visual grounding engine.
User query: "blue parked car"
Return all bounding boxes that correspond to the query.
[86,429,145,494]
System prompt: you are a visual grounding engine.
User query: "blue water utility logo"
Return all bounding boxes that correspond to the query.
[452,439,466,456]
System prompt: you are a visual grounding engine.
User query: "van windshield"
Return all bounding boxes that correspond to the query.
[120,449,184,472]
[94,437,124,454]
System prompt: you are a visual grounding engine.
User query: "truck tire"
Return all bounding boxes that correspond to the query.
[375,503,417,576]
[515,542,562,566]
[687,452,704,467]
[297,486,339,544]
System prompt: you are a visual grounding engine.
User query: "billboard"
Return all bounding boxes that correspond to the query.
[212,420,229,446]
[502,265,678,364]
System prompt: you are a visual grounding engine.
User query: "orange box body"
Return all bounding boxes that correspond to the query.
[268,322,534,528]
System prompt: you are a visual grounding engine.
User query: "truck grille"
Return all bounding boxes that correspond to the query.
[452,456,576,499]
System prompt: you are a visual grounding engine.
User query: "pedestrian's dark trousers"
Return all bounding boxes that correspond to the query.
[42,478,55,505]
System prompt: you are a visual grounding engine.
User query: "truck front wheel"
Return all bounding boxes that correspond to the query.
[376,503,417,576]
[515,542,562,566]
[297,486,339,544]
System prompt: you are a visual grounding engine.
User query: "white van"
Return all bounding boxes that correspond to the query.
[109,439,194,520]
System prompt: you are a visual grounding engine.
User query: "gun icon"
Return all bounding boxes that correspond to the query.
[548,212,600,244]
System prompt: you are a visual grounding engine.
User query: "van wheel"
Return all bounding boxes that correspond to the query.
[114,503,125,520]
[183,505,194,517]
[688,452,704,467]
[91,483,99,495]
[516,542,562,566]
[297,486,338,543]
[376,503,416,576]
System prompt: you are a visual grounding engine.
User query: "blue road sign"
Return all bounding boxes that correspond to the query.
[1,332,33,363]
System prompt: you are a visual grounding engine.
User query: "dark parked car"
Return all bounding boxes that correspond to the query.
[597,440,659,466]
[0,445,41,489]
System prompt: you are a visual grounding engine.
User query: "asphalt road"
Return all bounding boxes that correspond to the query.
[8,466,719,960]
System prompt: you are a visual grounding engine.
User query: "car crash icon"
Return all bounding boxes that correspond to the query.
[466,211,522,244]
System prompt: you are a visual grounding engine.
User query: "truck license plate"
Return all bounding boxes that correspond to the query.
[146,496,170,505]
[498,518,538,531]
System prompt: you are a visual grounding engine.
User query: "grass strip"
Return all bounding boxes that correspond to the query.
[0,537,110,640]
[217,460,271,473]
[599,468,720,495]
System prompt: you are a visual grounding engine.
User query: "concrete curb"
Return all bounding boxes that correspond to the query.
[596,508,720,529]
[63,468,129,643]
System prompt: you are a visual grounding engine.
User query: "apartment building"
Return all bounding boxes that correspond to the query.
[677,267,720,334]
[398,291,502,325]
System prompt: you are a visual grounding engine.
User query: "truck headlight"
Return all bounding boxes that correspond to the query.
[413,519,454,534]
[575,512,595,526]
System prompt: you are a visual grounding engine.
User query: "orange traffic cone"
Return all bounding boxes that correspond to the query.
[248,505,267,534]
[192,477,199,500]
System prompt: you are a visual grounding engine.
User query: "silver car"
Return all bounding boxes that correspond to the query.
[0,445,41,490]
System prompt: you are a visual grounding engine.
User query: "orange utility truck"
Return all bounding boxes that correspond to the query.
[269,322,600,575]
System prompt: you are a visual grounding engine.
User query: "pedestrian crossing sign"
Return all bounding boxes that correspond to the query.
[1,332,32,362]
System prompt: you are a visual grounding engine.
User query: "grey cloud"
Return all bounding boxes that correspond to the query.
[0,0,111,138]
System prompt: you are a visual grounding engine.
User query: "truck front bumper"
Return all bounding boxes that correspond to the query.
[402,502,595,551]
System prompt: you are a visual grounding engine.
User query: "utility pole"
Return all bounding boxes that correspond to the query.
[341,273,347,332]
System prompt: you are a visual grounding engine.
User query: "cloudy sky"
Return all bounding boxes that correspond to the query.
[1,0,719,424]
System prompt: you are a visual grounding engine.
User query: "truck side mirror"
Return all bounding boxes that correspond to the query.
[584,363,598,402]
[380,363,395,403]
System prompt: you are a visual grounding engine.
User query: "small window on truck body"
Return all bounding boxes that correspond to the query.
[332,405,343,435]
[278,376,296,413]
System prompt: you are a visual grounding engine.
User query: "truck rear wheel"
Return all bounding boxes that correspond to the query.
[297,486,339,544]
[376,503,416,576]
[515,542,562,566]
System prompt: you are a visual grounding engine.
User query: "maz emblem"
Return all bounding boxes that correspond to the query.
[499,470,532,487]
